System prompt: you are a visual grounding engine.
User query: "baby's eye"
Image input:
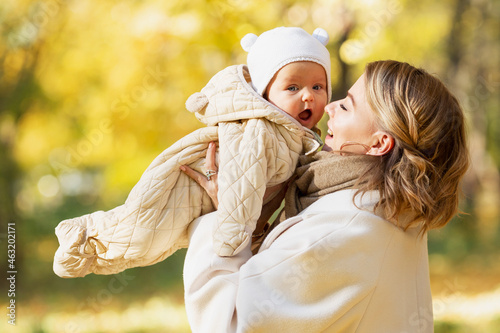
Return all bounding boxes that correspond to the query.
[313,84,323,91]
[287,86,299,92]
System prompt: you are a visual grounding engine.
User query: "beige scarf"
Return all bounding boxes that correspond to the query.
[252,151,376,253]
[282,151,376,220]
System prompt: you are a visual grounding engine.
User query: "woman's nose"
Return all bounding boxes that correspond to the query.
[325,102,335,116]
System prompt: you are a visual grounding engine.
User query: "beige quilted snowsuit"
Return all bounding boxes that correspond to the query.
[53,65,322,277]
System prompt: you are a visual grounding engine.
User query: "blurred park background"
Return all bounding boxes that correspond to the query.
[0,0,499,332]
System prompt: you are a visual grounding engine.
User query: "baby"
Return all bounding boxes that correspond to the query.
[53,27,331,277]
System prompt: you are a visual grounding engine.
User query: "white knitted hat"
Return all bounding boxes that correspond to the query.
[241,27,331,102]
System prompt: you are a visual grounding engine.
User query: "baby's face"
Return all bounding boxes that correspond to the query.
[265,61,328,129]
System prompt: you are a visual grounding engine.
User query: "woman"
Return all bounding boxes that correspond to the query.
[181,60,469,332]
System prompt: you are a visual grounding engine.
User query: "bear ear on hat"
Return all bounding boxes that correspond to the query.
[312,28,329,46]
[241,33,258,52]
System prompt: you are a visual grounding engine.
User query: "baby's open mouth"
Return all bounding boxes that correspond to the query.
[299,109,312,121]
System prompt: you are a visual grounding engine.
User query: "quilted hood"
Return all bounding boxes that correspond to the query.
[185,65,322,153]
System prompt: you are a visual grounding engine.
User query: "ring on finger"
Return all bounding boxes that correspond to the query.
[205,169,217,180]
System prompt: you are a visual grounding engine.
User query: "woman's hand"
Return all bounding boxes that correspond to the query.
[181,141,290,240]
[180,142,219,208]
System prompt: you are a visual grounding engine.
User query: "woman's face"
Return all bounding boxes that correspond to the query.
[323,74,380,154]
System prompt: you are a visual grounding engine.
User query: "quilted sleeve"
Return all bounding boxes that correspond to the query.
[53,201,195,278]
[213,120,271,256]
[53,127,219,277]
[53,208,123,277]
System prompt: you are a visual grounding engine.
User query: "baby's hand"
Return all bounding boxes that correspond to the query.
[180,142,219,208]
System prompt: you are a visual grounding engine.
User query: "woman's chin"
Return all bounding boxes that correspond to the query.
[322,144,333,152]
[323,136,335,152]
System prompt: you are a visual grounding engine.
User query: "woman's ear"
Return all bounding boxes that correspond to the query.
[367,131,394,156]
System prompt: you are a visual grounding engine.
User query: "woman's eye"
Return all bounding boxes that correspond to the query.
[340,104,348,111]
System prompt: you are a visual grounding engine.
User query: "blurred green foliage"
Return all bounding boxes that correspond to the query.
[1,0,499,331]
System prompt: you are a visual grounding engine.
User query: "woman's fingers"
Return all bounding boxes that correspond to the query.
[180,141,219,208]
[205,142,218,171]
[180,164,206,186]
[180,164,219,209]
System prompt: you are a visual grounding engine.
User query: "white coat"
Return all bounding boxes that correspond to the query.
[183,189,434,332]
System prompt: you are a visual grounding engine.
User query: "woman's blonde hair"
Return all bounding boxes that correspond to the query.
[357,60,470,233]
